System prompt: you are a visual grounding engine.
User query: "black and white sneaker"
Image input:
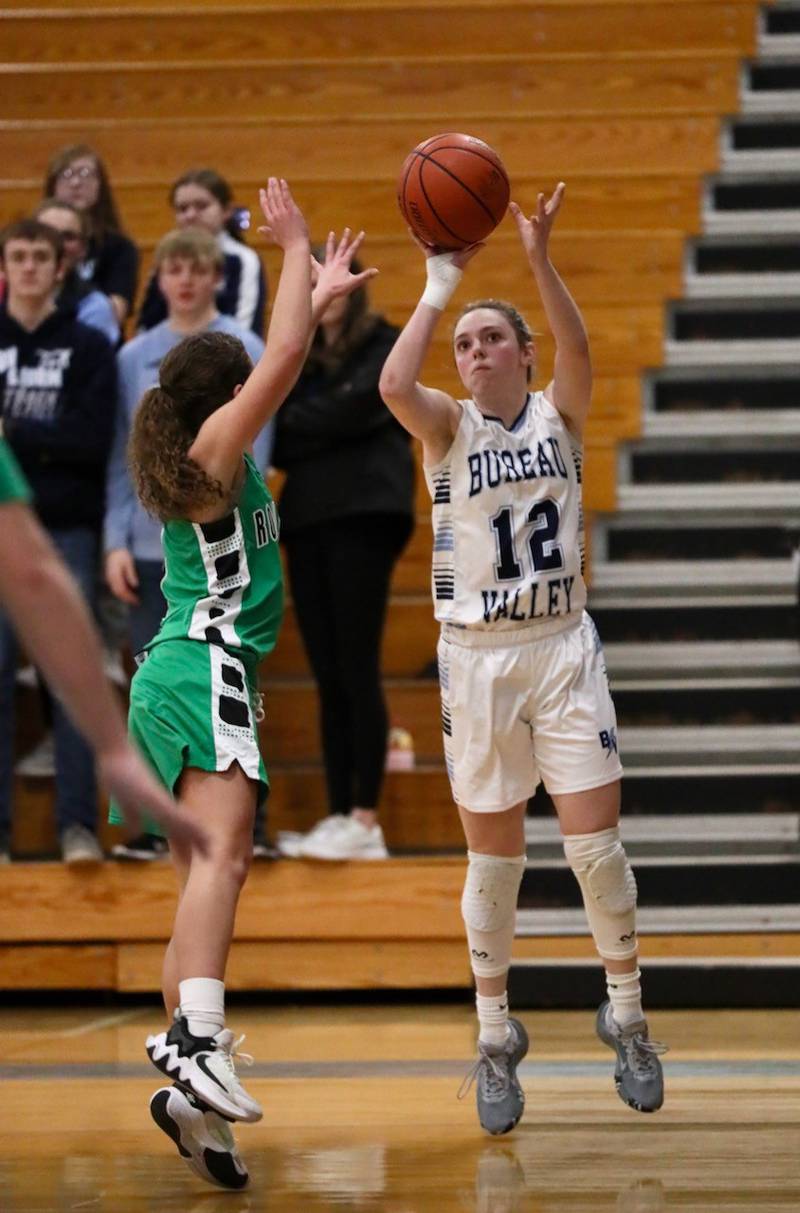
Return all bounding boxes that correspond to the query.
[111,832,168,861]
[150,1085,249,1189]
[145,1016,263,1123]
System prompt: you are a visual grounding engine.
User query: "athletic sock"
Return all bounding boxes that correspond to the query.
[606,967,644,1029]
[178,977,226,1038]
[476,991,511,1046]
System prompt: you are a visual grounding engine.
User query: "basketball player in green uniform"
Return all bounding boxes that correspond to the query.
[0,436,204,850]
[114,179,375,1189]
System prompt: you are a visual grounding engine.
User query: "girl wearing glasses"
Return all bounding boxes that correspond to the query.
[44,144,139,327]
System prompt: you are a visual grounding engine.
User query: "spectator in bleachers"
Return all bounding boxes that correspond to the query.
[104,226,273,860]
[34,199,120,346]
[0,219,116,864]
[12,200,121,781]
[44,144,139,328]
[136,169,267,337]
[272,249,414,861]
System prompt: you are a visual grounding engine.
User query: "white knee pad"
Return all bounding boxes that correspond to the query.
[563,826,638,961]
[461,851,526,979]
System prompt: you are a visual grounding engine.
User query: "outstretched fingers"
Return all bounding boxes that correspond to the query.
[546,181,566,217]
[256,177,308,249]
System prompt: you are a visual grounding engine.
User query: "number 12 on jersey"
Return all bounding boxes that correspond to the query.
[490,499,564,582]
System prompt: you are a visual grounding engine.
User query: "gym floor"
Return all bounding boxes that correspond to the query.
[0,1002,798,1211]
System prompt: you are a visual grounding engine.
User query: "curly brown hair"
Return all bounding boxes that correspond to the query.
[129,330,254,521]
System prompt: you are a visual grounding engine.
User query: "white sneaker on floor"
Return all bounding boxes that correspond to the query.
[61,825,104,866]
[15,733,56,778]
[277,814,348,858]
[298,814,389,861]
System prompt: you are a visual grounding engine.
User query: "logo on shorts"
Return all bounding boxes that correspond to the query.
[599,727,618,756]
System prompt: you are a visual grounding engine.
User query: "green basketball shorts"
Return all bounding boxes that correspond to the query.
[109,638,268,835]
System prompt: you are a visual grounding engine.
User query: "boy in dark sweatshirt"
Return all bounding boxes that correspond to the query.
[0,219,116,863]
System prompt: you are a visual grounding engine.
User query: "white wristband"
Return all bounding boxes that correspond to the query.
[421,253,463,311]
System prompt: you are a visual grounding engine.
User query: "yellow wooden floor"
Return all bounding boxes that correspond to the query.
[1,1003,798,1211]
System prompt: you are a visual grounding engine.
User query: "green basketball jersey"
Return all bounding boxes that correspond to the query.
[0,437,31,505]
[149,454,283,663]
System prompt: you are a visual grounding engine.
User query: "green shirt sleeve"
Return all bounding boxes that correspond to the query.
[0,438,32,505]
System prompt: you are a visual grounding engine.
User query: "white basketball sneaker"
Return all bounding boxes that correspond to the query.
[298,814,389,860]
[277,814,348,858]
[145,1017,262,1123]
[150,1084,249,1189]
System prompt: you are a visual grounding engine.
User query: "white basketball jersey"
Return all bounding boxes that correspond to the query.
[424,391,586,632]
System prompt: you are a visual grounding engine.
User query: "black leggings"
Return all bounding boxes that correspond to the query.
[284,513,411,815]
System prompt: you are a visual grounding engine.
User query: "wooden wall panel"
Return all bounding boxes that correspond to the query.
[0,56,740,124]
[0,116,721,182]
[118,939,471,990]
[126,230,683,308]
[0,943,116,989]
[0,859,465,943]
[0,6,759,67]
[0,175,702,239]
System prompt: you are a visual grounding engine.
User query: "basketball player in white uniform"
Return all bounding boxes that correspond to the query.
[380,183,666,1134]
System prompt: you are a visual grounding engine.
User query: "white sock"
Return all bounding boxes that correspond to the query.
[179,977,225,1038]
[606,967,643,1029]
[476,991,511,1046]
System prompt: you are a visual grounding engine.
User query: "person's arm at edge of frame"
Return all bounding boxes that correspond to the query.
[0,501,208,853]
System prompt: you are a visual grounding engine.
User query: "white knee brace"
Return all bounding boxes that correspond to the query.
[563,826,638,961]
[461,851,526,979]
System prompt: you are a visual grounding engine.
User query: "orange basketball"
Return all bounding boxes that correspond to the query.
[397,133,511,251]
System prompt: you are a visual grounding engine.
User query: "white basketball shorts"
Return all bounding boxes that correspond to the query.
[437,611,623,813]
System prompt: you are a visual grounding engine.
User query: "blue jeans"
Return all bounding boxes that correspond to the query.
[0,526,99,841]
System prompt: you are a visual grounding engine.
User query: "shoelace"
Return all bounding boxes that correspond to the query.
[252,691,265,723]
[623,1032,668,1078]
[216,1032,255,1084]
[457,1050,509,1102]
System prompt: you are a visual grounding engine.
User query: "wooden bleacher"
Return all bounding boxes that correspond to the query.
[0,0,765,989]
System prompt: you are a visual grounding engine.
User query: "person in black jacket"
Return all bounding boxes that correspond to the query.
[273,252,414,860]
[0,219,116,863]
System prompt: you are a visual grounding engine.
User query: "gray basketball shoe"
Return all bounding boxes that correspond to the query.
[595,1000,667,1113]
[459,1017,529,1135]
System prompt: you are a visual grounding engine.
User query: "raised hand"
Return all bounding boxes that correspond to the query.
[510,181,565,264]
[408,227,484,271]
[312,228,378,302]
[257,177,309,251]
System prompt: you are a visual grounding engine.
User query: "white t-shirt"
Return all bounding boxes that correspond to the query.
[423,390,586,633]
